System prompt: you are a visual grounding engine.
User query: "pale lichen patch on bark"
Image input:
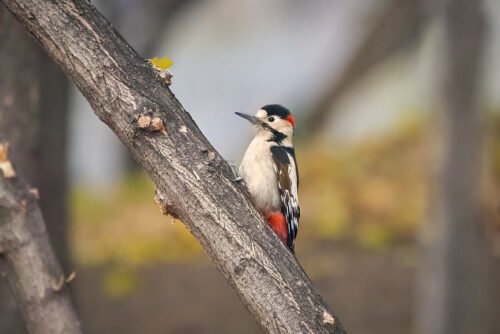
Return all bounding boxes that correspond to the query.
[137,115,151,128]
[153,189,169,215]
[29,188,40,199]
[322,310,335,325]
[0,142,16,178]
[207,151,216,161]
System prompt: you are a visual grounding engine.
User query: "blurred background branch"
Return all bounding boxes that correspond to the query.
[416,1,496,334]
[301,0,422,138]
[0,143,81,334]
[0,7,69,334]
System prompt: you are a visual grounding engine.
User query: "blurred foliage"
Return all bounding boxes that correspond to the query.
[72,112,500,271]
[298,116,429,250]
[71,173,204,297]
[103,266,139,298]
[71,172,203,268]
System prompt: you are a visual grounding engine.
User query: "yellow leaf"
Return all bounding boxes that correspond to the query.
[149,56,173,70]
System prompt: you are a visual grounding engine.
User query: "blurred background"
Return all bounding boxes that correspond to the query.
[1,0,499,333]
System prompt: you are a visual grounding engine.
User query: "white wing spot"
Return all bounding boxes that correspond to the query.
[322,311,335,325]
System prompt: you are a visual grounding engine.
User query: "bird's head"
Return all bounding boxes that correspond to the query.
[235,105,295,144]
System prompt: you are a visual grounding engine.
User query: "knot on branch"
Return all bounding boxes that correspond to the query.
[136,115,166,133]
[154,188,180,219]
[52,271,77,292]
[134,107,168,134]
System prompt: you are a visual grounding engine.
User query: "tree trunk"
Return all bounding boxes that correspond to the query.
[2,1,346,333]
[416,1,494,333]
[0,7,69,334]
[0,143,82,334]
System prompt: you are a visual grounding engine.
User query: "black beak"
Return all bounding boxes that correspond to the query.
[235,112,262,126]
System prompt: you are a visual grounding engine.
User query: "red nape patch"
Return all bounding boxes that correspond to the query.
[286,114,295,127]
[266,212,288,245]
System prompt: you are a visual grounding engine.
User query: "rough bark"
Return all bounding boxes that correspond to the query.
[0,7,69,333]
[416,1,494,333]
[1,1,347,333]
[0,144,82,334]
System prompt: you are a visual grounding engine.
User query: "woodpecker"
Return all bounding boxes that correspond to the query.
[236,104,300,252]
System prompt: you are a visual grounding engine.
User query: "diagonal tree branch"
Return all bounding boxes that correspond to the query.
[1,1,347,333]
[0,143,82,334]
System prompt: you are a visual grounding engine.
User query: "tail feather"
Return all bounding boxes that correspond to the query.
[266,212,294,253]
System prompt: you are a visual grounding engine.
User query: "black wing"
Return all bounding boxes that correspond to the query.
[270,146,300,250]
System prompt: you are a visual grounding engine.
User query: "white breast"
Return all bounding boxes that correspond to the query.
[239,134,281,214]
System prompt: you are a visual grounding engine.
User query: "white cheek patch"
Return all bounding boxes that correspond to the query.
[275,119,292,132]
[255,109,267,118]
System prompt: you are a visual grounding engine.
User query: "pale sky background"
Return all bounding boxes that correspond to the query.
[69,0,500,189]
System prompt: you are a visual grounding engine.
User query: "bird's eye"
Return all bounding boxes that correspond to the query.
[267,116,275,122]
